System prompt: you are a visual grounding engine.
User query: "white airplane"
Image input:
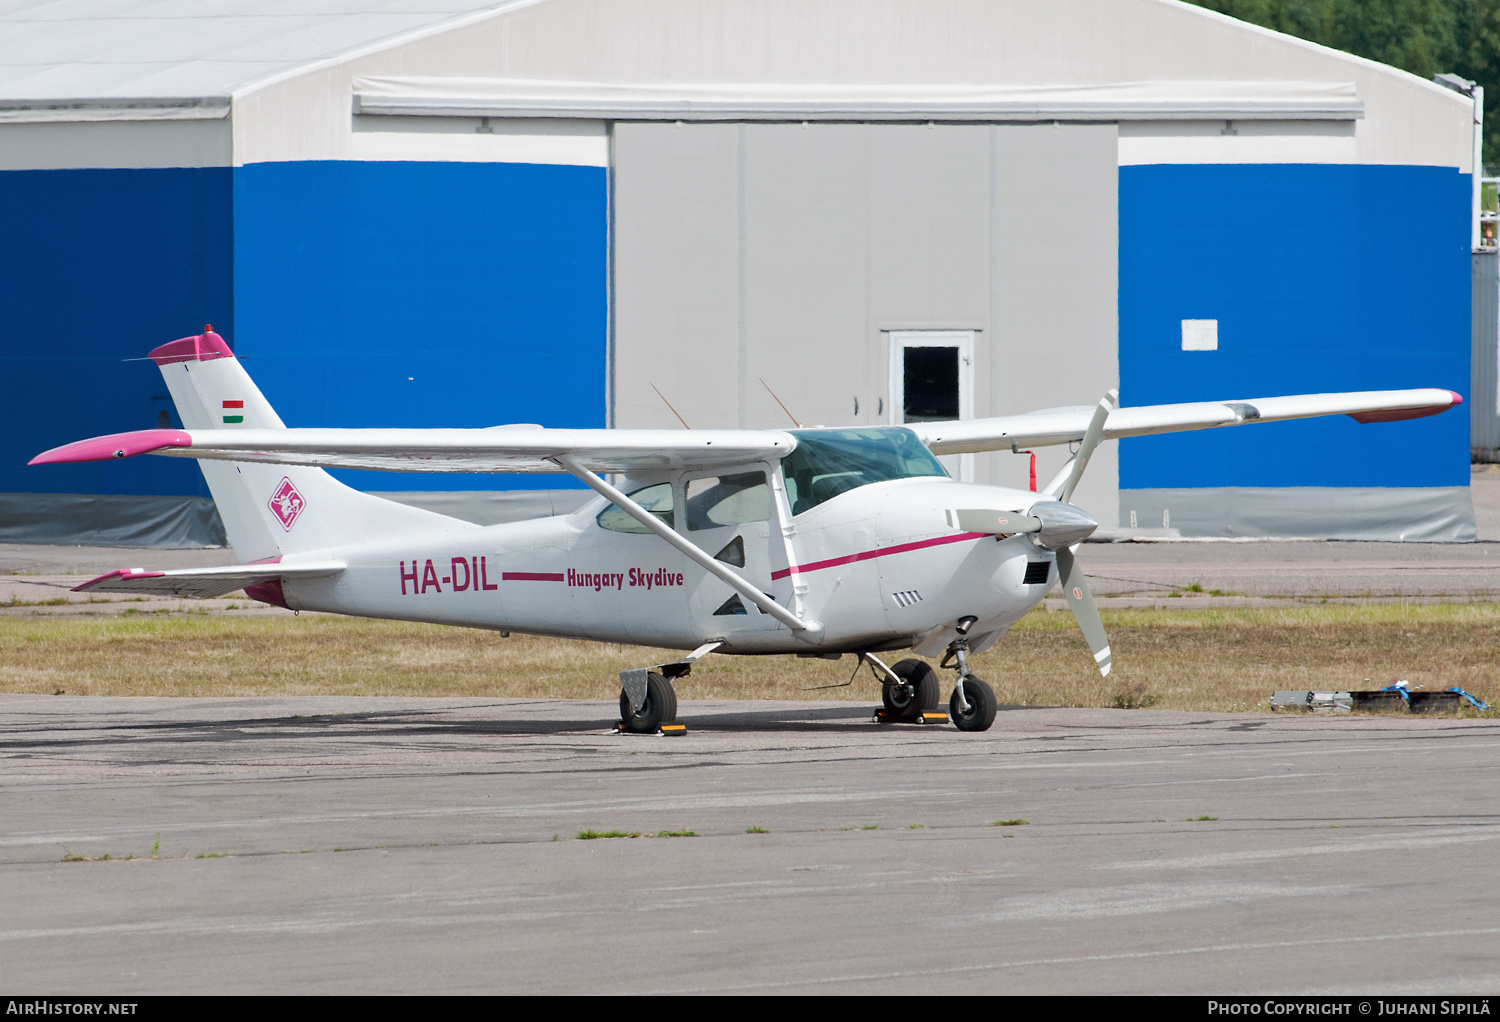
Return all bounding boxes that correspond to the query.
[32,329,1462,734]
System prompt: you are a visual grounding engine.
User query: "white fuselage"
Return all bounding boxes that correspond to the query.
[278,476,1057,657]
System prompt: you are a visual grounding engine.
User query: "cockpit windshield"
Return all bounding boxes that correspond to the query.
[782,427,948,516]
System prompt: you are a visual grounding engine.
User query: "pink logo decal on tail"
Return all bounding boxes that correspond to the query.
[268,478,306,531]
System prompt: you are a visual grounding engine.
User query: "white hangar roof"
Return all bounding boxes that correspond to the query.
[0,0,1474,172]
[0,0,526,112]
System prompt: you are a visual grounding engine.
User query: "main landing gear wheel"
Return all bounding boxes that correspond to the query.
[950,676,997,732]
[619,671,678,734]
[881,658,940,721]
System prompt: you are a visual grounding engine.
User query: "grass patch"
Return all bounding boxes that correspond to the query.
[576,830,640,840]
[0,604,1494,712]
[745,826,769,834]
[908,823,926,829]
[653,830,696,838]
[195,852,228,858]
[992,819,1029,827]
[1188,815,1219,822]
[1111,680,1157,709]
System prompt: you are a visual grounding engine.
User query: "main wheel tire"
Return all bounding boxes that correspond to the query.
[619,672,676,733]
[950,675,997,732]
[882,659,940,720]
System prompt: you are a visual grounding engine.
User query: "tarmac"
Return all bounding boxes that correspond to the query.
[3,472,1500,994]
[1,697,1496,995]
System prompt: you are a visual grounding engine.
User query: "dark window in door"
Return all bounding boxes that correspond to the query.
[902,347,960,422]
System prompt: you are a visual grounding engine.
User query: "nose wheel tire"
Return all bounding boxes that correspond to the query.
[950,675,997,732]
[881,658,941,721]
[619,671,678,733]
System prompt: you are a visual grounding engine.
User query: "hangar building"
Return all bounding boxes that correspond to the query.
[0,0,1479,545]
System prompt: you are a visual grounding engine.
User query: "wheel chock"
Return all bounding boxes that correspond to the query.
[872,710,950,725]
[612,721,688,736]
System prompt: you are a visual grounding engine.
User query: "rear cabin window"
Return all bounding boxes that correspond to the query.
[596,482,674,534]
[782,427,947,516]
[685,472,772,531]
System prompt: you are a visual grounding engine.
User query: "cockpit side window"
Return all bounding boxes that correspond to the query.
[596,482,674,534]
[685,471,772,531]
[782,427,947,516]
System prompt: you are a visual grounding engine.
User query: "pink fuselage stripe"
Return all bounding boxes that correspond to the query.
[770,532,988,581]
[502,572,565,582]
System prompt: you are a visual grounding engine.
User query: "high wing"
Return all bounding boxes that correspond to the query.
[29,388,1459,473]
[73,562,347,599]
[909,388,1463,455]
[30,426,795,473]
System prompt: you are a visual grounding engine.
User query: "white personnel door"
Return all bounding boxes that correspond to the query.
[889,330,975,482]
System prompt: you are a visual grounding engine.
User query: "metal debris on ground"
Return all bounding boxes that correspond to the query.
[1271,682,1489,715]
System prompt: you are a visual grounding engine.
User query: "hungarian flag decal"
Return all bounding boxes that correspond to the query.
[223,399,244,424]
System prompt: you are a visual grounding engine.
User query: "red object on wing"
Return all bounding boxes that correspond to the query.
[148,328,233,366]
[28,429,192,466]
[1348,391,1463,423]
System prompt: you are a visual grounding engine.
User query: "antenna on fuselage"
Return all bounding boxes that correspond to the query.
[650,383,692,429]
[759,379,803,428]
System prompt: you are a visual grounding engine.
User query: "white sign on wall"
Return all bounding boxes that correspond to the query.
[1181,319,1218,351]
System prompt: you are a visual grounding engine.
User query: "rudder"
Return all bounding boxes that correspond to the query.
[152,327,475,561]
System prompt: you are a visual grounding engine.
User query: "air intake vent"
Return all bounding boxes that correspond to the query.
[891,590,923,608]
[1023,561,1051,585]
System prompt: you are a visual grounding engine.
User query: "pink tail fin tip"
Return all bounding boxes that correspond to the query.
[148,329,232,366]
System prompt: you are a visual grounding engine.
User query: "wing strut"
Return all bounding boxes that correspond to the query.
[552,454,823,640]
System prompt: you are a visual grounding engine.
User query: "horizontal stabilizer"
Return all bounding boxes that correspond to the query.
[74,561,346,599]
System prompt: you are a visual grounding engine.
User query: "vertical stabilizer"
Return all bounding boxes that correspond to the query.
[151,328,475,561]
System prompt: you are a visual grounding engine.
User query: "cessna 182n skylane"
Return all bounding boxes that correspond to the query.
[32,329,1463,733]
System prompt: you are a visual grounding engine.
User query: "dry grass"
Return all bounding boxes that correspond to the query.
[1,603,1496,713]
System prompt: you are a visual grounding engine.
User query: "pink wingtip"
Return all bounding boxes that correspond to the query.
[29,429,191,466]
[1451,391,1465,406]
[148,329,233,366]
[72,569,166,592]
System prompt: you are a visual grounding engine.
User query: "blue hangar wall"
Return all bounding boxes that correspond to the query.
[0,166,233,545]
[1,158,606,545]
[1117,162,1474,541]
[0,153,1472,544]
[233,160,607,494]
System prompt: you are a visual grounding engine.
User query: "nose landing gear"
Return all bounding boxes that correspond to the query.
[939,618,997,732]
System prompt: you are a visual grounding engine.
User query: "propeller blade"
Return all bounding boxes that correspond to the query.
[1059,388,1119,505]
[1056,546,1112,677]
[955,509,1042,536]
